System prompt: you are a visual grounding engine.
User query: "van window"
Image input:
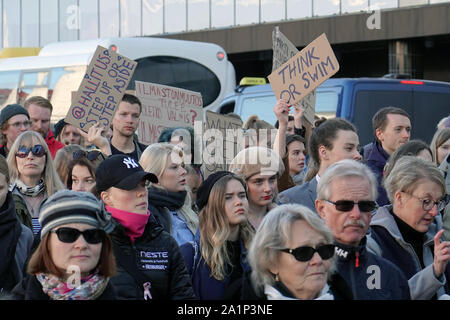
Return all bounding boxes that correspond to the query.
[412,91,450,143]
[239,95,277,125]
[315,90,339,113]
[352,90,413,146]
[128,56,221,107]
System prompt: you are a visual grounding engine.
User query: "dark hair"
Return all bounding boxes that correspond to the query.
[286,134,305,147]
[66,158,96,190]
[121,94,142,113]
[383,139,432,179]
[274,115,294,129]
[27,232,116,278]
[308,118,357,167]
[372,107,410,141]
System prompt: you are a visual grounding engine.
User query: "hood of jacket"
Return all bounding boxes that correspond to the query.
[367,142,389,169]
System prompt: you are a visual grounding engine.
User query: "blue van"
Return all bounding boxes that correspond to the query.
[215,77,450,145]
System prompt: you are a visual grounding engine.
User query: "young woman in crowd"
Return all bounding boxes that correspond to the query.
[95,154,195,300]
[7,131,65,234]
[66,157,96,192]
[139,143,199,246]
[10,190,117,300]
[245,204,351,300]
[229,146,284,230]
[0,155,33,295]
[430,128,450,166]
[54,144,83,185]
[180,171,254,300]
[368,156,450,300]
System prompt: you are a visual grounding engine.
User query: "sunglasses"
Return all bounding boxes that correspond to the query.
[15,145,46,158]
[280,244,335,262]
[50,227,105,244]
[325,200,377,212]
[73,150,102,161]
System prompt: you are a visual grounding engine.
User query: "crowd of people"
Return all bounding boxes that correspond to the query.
[0,92,449,301]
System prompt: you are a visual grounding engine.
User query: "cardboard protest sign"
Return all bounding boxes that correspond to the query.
[136,80,203,145]
[272,27,317,125]
[203,111,244,178]
[65,46,137,133]
[268,33,339,115]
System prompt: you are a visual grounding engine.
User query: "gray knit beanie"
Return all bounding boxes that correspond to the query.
[39,189,115,239]
[0,104,29,126]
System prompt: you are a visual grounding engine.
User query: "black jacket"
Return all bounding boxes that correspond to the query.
[109,214,195,300]
[8,275,117,300]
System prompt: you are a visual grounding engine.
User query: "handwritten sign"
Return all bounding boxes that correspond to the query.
[65,46,137,133]
[268,33,339,110]
[203,111,244,178]
[136,81,203,145]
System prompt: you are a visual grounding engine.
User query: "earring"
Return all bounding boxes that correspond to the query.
[274,274,279,282]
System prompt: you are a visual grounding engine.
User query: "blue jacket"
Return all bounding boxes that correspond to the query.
[180,238,251,300]
[334,237,410,300]
[278,177,318,213]
[366,142,390,206]
[367,205,450,299]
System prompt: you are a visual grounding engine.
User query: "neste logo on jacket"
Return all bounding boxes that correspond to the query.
[140,251,169,270]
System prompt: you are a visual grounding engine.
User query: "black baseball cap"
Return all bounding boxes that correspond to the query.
[95,154,158,193]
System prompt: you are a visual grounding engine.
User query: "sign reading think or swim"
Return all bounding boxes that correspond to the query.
[268,33,339,107]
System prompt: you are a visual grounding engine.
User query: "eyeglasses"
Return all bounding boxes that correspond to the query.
[403,192,445,212]
[50,227,105,244]
[73,149,102,161]
[325,200,377,213]
[9,120,31,129]
[15,145,46,158]
[280,244,335,262]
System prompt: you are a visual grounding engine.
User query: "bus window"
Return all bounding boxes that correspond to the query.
[18,71,50,105]
[128,56,221,107]
[0,71,20,106]
[240,95,277,125]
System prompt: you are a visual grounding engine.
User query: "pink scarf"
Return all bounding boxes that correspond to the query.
[106,205,150,243]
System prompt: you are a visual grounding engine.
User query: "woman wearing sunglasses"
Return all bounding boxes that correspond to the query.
[7,131,64,234]
[180,171,254,300]
[95,154,195,300]
[139,143,199,246]
[229,146,284,230]
[368,156,450,300]
[243,204,351,300]
[9,190,117,300]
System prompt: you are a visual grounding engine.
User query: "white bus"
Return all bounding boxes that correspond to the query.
[0,37,236,122]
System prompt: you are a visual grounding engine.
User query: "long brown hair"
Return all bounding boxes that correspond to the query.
[199,174,254,281]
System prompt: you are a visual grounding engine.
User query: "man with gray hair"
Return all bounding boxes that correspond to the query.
[315,159,410,299]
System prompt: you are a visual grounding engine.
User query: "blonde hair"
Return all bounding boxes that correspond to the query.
[140,143,199,235]
[199,174,254,280]
[7,131,65,195]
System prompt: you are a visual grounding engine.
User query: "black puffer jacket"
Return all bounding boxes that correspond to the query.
[110,214,195,300]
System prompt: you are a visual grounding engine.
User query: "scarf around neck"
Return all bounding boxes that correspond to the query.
[15,179,45,197]
[106,205,150,243]
[148,187,186,211]
[36,271,108,300]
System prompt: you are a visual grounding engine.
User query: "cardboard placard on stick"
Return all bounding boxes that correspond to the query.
[203,111,244,178]
[136,80,203,145]
[271,27,318,125]
[65,46,137,133]
[269,33,339,120]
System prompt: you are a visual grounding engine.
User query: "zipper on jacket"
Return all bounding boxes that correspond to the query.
[355,252,359,268]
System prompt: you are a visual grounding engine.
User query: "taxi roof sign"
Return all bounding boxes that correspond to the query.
[239,77,266,86]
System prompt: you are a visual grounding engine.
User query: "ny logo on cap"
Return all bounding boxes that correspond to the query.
[123,157,139,169]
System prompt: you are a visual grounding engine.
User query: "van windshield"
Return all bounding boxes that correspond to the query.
[240,95,277,126]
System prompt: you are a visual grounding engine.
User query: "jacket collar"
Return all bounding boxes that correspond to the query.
[367,142,390,166]
[370,205,442,247]
[334,237,367,262]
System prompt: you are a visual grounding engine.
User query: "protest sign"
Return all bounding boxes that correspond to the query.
[136,80,203,145]
[272,27,317,125]
[268,33,339,115]
[203,111,243,178]
[65,46,137,133]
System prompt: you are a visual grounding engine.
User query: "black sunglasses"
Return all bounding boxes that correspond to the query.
[280,244,335,262]
[50,227,105,244]
[15,145,46,158]
[73,150,102,161]
[325,200,377,212]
